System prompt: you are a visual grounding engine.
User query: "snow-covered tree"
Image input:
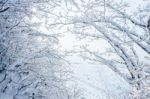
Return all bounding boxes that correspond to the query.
[65,0,150,98]
[0,0,74,99]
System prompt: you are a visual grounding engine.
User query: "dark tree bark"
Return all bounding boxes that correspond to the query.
[0,7,9,13]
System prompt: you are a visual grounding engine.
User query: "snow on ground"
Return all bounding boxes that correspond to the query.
[67,55,130,99]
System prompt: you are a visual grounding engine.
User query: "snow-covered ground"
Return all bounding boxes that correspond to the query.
[67,55,130,99]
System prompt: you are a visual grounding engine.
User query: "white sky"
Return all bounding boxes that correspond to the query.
[59,0,149,51]
[30,0,149,52]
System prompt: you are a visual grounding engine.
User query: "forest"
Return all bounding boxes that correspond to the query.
[0,0,150,99]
